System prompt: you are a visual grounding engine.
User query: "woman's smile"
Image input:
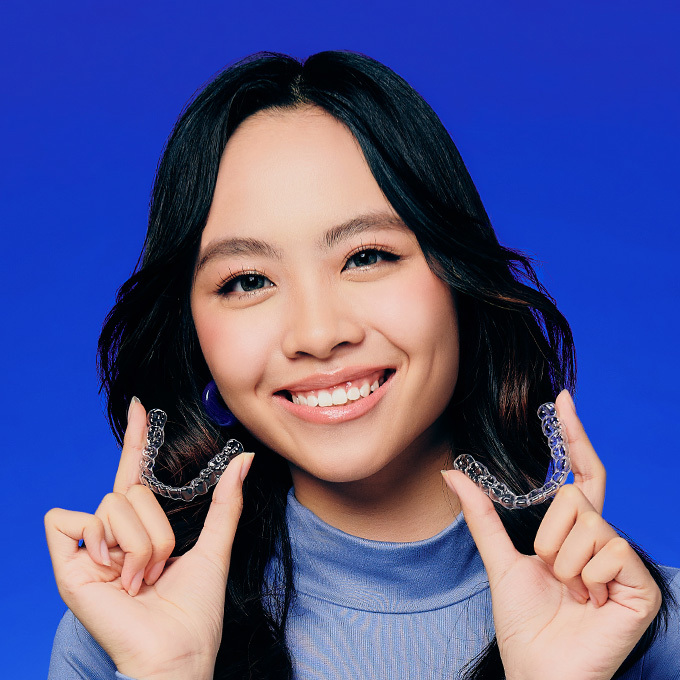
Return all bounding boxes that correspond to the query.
[191,105,459,487]
[274,367,395,423]
[48,51,672,680]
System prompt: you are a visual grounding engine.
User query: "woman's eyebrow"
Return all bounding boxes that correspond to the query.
[321,212,408,248]
[196,212,407,273]
[196,237,282,273]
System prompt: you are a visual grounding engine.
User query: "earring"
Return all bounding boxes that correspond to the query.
[202,379,237,427]
[140,409,248,502]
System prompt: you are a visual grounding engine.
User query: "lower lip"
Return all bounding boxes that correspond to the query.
[274,373,394,424]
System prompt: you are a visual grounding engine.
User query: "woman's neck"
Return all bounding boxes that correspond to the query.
[289,440,461,542]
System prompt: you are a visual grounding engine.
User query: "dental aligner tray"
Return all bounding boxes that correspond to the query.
[140,409,245,502]
[453,402,570,509]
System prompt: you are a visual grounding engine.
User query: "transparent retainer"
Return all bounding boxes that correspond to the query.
[139,409,246,502]
[452,402,571,509]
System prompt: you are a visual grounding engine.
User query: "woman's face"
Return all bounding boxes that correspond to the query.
[191,106,459,485]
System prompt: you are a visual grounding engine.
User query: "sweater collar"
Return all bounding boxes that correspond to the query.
[285,488,489,614]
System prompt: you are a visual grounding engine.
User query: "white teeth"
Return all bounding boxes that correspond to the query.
[289,372,390,407]
[318,391,333,407]
[332,388,348,405]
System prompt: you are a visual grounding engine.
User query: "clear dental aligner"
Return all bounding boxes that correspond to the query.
[139,409,246,502]
[452,402,571,509]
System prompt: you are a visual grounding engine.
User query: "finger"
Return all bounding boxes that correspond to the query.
[191,452,254,576]
[555,390,606,513]
[551,508,618,603]
[534,484,596,567]
[582,536,661,619]
[124,484,176,585]
[441,470,518,582]
[113,397,147,495]
[45,509,110,570]
[95,492,153,596]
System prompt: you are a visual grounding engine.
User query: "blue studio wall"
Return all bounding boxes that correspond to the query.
[2,2,678,676]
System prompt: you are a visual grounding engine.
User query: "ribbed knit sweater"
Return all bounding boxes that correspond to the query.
[49,490,680,679]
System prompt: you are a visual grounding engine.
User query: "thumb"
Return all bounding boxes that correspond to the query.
[442,469,519,581]
[555,389,606,513]
[191,452,254,569]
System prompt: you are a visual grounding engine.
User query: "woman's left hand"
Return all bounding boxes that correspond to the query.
[442,390,661,680]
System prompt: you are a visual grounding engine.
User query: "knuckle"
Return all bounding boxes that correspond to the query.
[607,536,631,558]
[213,491,244,516]
[475,501,498,524]
[126,483,155,502]
[553,561,577,581]
[578,510,602,531]
[533,537,556,560]
[132,538,154,562]
[580,563,596,585]
[155,536,176,556]
[99,491,126,509]
[650,584,663,613]
[555,484,581,504]
[83,514,103,533]
[44,507,62,527]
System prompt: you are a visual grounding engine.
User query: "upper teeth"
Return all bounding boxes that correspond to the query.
[290,372,385,407]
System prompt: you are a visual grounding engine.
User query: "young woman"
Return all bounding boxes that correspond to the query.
[46,51,679,680]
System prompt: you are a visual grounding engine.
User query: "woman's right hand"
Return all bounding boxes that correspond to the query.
[45,399,253,680]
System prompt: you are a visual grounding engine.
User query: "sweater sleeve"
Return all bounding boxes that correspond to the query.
[635,566,680,680]
[48,609,137,680]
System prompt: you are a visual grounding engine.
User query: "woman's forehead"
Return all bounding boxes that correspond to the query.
[222,104,350,163]
[204,107,392,245]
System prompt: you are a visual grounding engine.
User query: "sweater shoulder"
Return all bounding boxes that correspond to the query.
[624,565,680,680]
[48,609,135,680]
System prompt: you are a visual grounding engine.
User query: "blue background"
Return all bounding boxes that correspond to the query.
[2,1,678,676]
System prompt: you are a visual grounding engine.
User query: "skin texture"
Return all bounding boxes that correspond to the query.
[45,401,254,680]
[191,106,461,541]
[46,107,661,680]
[443,391,661,680]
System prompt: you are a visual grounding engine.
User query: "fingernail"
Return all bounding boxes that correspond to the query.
[588,590,605,608]
[145,561,165,585]
[570,588,588,604]
[100,540,111,567]
[127,396,141,422]
[240,452,255,482]
[129,569,144,596]
[564,390,576,413]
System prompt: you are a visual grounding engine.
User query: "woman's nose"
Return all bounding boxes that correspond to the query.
[281,285,365,360]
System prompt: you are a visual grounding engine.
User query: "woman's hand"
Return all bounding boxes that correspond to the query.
[45,400,253,680]
[442,390,661,680]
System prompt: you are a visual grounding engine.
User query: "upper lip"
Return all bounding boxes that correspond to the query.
[275,366,395,393]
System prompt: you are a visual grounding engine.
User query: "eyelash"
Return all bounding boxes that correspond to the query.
[216,269,274,297]
[342,247,400,270]
[216,247,400,297]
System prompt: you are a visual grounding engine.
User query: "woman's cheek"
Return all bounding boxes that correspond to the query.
[363,266,457,348]
[195,306,277,403]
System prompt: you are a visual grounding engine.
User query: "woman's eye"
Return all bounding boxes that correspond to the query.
[344,249,398,270]
[220,273,273,295]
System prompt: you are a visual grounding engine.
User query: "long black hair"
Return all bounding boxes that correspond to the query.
[98,50,674,679]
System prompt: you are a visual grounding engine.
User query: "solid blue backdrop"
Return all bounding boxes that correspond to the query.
[2,1,678,676]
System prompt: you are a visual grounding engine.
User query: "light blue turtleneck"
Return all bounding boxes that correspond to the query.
[280,489,493,679]
[49,489,680,679]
